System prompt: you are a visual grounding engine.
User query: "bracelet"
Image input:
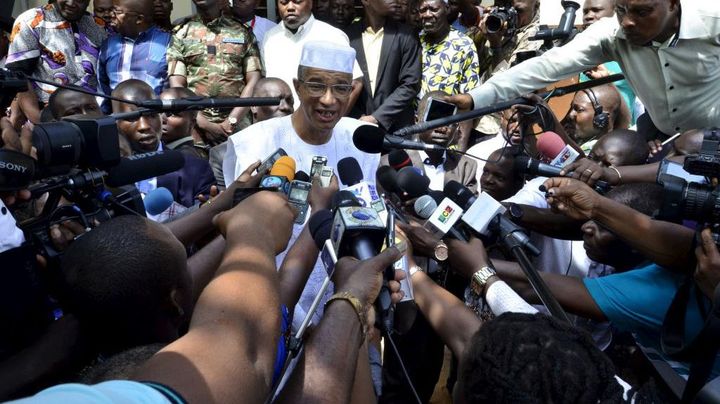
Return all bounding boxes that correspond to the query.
[608,165,622,184]
[409,265,423,277]
[325,291,367,344]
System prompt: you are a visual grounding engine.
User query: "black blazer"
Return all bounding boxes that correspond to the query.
[347,20,421,133]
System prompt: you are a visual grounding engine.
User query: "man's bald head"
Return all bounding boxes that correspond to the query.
[589,129,649,167]
[112,79,156,110]
[112,0,155,38]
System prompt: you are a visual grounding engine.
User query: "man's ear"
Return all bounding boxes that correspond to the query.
[293,78,301,94]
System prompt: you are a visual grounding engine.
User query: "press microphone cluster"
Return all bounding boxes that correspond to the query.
[514,155,611,194]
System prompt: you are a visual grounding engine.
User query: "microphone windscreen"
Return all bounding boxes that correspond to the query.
[396,166,430,198]
[337,157,364,186]
[295,170,310,183]
[536,131,566,162]
[105,150,185,187]
[143,187,174,215]
[332,190,361,211]
[308,209,334,249]
[376,166,401,193]
[353,125,385,154]
[414,195,437,219]
[388,150,412,171]
[0,149,36,191]
[443,180,473,208]
[270,156,296,181]
[428,190,445,205]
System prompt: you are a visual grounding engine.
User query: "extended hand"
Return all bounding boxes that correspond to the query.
[542,177,602,220]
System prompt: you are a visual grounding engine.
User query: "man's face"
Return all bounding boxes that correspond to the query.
[279,0,312,30]
[365,0,396,19]
[111,0,144,38]
[391,0,408,22]
[313,0,331,20]
[480,152,519,201]
[447,0,460,22]
[57,0,91,22]
[154,0,173,22]
[160,94,195,143]
[55,92,103,118]
[232,0,258,20]
[294,67,353,134]
[115,102,162,153]
[332,0,356,26]
[580,220,629,266]
[500,107,522,144]
[588,136,625,166]
[419,125,458,148]
[94,0,114,25]
[615,0,678,45]
[512,0,538,27]
[582,0,613,28]
[192,0,220,13]
[419,0,449,36]
[567,92,604,143]
[252,81,294,122]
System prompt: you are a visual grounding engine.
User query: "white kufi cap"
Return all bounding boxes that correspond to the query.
[299,41,356,75]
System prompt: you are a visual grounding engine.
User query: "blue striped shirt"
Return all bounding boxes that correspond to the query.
[97,25,171,108]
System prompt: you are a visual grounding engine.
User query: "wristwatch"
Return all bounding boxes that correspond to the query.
[508,203,524,222]
[228,116,238,130]
[470,266,497,296]
[433,241,449,262]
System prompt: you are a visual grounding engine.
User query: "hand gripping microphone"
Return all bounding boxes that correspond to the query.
[444,180,540,256]
[260,156,296,194]
[353,125,445,154]
[514,155,611,194]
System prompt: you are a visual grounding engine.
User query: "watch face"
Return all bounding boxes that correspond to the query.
[509,203,523,219]
[434,244,449,261]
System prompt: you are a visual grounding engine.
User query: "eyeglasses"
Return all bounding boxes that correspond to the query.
[300,80,353,98]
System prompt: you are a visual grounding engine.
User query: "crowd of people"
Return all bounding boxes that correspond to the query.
[0,0,719,402]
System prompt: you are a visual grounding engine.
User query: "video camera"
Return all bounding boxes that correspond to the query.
[486,6,518,36]
[657,128,720,238]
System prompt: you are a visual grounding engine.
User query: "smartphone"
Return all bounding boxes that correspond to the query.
[424,97,458,122]
[258,148,287,174]
[319,166,334,187]
[288,180,312,224]
[311,156,328,178]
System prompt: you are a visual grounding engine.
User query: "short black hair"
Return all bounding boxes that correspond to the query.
[605,182,663,217]
[460,312,623,403]
[60,215,187,353]
[77,343,166,384]
[597,129,649,166]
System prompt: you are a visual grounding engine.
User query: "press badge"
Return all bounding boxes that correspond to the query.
[223,38,246,45]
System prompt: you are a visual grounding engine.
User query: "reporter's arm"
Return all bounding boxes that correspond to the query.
[507,204,584,240]
[186,235,225,302]
[278,225,319,309]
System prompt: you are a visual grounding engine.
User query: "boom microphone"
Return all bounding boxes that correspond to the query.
[514,155,610,192]
[105,149,185,187]
[139,96,281,111]
[353,125,445,154]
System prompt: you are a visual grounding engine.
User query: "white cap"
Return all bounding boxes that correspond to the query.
[299,41,356,75]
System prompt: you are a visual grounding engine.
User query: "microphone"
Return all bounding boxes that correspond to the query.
[138,96,281,111]
[536,131,580,167]
[0,149,36,191]
[337,157,382,211]
[444,180,540,256]
[388,149,413,171]
[295,170,311,183]
[413,195,437,219]
[353,125,445,154]
[396,166,430,199]
[376,166,402,194]
[143,187,174,215]
[105,149,185,187]
[514,155,610,193]
[260,156,296,193]
[415,194,469,242]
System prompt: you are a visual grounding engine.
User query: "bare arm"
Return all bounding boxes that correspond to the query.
[16,85,41,125]
[278,225,319,309]
[186,235,225,302]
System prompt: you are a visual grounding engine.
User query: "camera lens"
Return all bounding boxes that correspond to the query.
[33,122,84,169]
[684,182,716,222]
[486,14,504,33]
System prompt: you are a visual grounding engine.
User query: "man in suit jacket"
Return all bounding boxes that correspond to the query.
[347,0,421,133]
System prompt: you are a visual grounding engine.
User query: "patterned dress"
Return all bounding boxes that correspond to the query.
[7,3,107,103]
[419,28,480,100]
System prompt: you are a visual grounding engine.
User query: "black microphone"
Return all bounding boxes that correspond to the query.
[337,157,364,186]
[139,96,281,111]
[332,190,360,212]
[388,149,413,171]
[295,170,311,183]
[396,166,430,199]
[353,125,445,154]
[376,166,402,194]
[444,180,540,256]
[309,209,334,249]
[105,149,185,187]
[514,155,610,193]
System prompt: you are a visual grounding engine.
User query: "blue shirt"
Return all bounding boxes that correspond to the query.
[584,263,717,378]
[97,25,171,109]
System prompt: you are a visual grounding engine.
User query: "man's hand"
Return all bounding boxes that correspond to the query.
[213,190,296,254]
[695,229,720,299]
[359,115,379,125]
[543,177,602,220]
[308,174,338,211]
[49,220,89,251]
[219,118,236,135]
[196,117,229,145]
[332,242,407,306]
[583,64,611,79]
[211,161,265,211]
[444,93,474,111]
[560,158,619,186]
[446,237,490,278]
[397,219,441,258]
[647,139,663,159]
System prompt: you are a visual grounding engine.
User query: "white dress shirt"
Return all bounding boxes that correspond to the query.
[261,15,363,109]
[418,150,446,191]
[470,0,720,135]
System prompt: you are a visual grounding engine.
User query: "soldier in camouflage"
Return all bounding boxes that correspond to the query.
[167,0,262,146]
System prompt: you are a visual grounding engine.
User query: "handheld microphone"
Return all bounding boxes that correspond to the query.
[388,150,413,171]
[105,149,185,187]
[337,157,383,213]
[514,155,610,193]
[536,131,580,167]
[444,180,540,256]
[139,96,281,111]
[414,195,468,242]
[295,170,311,183]
[260,156,296,193]
[353,125,445,154]
[377,166,402,194]
[396,166,430,199]
[143,187,174,215]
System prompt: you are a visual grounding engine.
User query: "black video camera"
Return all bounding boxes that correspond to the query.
[486,6,518,36]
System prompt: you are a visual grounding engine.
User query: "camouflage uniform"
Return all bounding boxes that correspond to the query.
[475,15,542,136]
[167,15,262,128]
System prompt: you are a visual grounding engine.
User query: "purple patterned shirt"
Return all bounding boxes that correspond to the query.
[7,3,107,103]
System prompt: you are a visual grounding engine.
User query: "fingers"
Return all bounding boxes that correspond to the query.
[237,160,261,183]
[700,229,720,258]
[367,241,406,274]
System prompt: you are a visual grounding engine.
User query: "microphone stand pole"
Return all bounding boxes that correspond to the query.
[394,74,625,138]
[492,216,571,323]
